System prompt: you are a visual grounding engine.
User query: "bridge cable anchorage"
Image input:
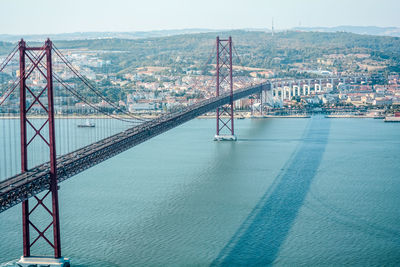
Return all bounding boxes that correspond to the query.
[52,44,148,122]
[25,48,140,124]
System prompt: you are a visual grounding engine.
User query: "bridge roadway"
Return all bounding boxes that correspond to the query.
[0,82,270,213]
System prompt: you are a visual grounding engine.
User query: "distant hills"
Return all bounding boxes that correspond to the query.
[1,26,400,43]
[0,29,220,42]
[293,26,400,37]
[1,29,399,84]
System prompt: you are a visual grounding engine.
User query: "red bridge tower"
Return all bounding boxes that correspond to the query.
[214,36,237,141]
[17,39,70,267]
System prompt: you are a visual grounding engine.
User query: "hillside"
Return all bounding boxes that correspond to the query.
[293,26,400,37]
[0,29,219,42]
[1,26,400,42]
[1,30,400,75]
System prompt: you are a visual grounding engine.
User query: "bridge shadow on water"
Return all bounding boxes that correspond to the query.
[211,117,331,266]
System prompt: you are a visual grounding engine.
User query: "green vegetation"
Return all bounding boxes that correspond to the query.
[1,30,400,76]
[50,30,400,76]
[0,41,15,55]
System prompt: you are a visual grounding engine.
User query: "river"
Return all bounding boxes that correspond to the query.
[1,117,399,266]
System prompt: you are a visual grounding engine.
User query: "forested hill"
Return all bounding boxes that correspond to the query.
[1,30,400,74]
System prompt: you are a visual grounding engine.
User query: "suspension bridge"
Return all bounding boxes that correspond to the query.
[0,37,368,266]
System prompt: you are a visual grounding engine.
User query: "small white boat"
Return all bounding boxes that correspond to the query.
[78,119,95,128]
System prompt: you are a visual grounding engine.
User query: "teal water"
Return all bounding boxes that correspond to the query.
[0,118,132,180]
[1,117,400,266]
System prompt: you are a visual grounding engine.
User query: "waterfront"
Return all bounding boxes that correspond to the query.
[1,117,400,266]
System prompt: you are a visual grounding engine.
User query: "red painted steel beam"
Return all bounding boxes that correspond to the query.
[19,39,30,258]
[46,39,62,258]
[216,36,220,136]
[229,37,234,135]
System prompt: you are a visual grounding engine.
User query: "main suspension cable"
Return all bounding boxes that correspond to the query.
[52,44,148,121]
[0,48,47,106]
[0,43,18,73]
[232,44,251,88]
[25,49,142,124]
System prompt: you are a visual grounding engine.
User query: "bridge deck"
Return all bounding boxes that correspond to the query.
[0,83,269,213]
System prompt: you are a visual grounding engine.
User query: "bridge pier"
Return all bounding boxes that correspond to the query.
[286,86,291,100]
[293,85,300,97]
[214,36,236,141]
[315,83,322,93]
[17,256,70,267]
[303,84,310,95]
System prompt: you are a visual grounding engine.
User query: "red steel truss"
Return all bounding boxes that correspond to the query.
[216,36,234,136]
[19,39,62,258]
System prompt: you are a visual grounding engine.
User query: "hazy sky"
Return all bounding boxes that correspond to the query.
[1,0,399,34]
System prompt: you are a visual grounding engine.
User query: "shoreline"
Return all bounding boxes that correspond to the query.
[384,117,400,122]
[325,115,385,118]
[0,114,396,120]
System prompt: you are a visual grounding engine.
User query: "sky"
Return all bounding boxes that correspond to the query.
[1,0,399,35]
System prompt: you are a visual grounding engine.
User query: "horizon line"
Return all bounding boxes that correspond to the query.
[1,25,400,36]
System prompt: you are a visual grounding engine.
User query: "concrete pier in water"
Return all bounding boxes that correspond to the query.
[214,135,237,141]
[17,256,70,267]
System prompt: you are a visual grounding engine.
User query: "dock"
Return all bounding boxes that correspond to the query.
[384,117,400,122]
